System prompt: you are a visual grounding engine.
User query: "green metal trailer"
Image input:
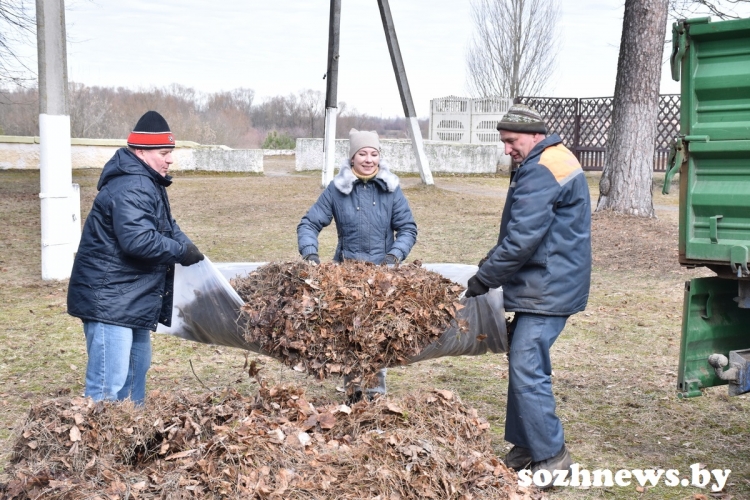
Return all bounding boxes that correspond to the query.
[664,16,750,397]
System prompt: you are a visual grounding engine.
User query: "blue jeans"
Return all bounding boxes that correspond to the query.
[505,313,568,462]
[83,321,152,405]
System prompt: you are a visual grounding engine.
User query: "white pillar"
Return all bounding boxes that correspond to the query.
[39,114,77,279]
[322,107,338,186]
[406,116,434,185]
[37,0,78,280]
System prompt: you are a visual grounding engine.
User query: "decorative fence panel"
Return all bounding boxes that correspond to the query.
[470,97,512,144]
[429,96,513,145]
[430,96,471,143]
[515,95,680,172]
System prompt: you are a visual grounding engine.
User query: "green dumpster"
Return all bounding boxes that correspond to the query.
[666,16,750,397]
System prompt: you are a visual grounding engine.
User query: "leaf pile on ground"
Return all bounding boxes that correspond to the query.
[0,386,535,499]
[234,261,466,384]
[591,211,686,275]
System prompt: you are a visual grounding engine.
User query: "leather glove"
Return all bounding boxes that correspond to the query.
[383,254,399,266]
[304,253,321,265]
[180,243,204,266]
[465,275,490,298]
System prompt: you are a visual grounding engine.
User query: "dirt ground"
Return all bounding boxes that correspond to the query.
[0,156,746,499]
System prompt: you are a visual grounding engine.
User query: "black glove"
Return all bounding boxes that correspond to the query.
[304,253,321,265]
[465,275,490,298]
[383,254,399,266]
[180,243,204,266]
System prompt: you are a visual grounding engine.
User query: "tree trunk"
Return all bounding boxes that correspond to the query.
[596,0,668,216]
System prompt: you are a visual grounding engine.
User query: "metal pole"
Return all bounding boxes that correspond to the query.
[37,0,78,280]
[377,0,433,185]
[322,0,341,187]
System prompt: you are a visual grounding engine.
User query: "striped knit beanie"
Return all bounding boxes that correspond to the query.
[496,104,547,134]
[127,111,175,149]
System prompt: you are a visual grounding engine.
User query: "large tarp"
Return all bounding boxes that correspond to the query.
[157,259,507,365]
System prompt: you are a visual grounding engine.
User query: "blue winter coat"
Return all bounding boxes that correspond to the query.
[476,134,591,316]
[297,160,417,264]
[67,148,192,330]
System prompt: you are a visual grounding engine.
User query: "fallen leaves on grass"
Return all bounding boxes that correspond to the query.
[0,386,535,499]
[591,212,684,275]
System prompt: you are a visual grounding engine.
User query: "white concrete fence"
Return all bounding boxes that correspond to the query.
[0,136,511,174]
[0,136,264,172]
[296,138,508,174]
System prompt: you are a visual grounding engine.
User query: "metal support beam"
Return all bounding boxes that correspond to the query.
[322,0,341,187]
[377,0,433,185]
[37,0,79,280]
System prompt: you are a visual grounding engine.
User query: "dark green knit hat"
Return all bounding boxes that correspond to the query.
[496,104,547,134]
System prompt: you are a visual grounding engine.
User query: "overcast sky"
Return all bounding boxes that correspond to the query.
[24,0,750,117]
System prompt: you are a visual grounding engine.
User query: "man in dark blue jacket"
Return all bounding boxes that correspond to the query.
[465,105,591,483]
[67,111,204,405]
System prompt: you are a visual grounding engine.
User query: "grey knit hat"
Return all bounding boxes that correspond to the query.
[349,128,380,158]
[496,104,547,134]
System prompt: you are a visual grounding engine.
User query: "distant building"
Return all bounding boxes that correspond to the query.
[428,96,513,144]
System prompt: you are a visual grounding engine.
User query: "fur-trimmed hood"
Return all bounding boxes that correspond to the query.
[332,159,400,195]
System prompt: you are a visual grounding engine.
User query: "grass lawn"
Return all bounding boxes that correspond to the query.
[0,158,745,499]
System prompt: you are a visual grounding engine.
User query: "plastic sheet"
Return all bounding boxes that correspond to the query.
[156,258,268,355]
[158,261,507,364]
[408,287,507,363]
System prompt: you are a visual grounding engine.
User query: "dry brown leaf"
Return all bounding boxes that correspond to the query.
[48,479,69,489]
[69,425,81,442]
[334,405,352,415]
[318,413,336,430]
[267,428,285,444]
[435,390,454,401]
[386,403,405,415]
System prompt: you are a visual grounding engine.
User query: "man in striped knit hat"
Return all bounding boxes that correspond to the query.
[465,104,592,487]
[68,111,204,405]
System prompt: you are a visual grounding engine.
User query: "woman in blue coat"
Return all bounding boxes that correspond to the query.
[297,128,418,399]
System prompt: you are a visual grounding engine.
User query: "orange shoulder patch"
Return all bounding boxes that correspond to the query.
[539,144,582,184]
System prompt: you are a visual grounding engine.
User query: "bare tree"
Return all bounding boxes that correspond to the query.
[465,0,559,98]
[298,89,324,138]
[0,83,424,146]
[204,88,255,146]
[671,0,750,18]
[69,83,111,138]
[0,85,37,134]
[0,0,35,87]
[596,0,669,216]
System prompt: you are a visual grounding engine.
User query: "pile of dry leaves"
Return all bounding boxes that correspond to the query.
[0,386,536,499]
[234,261,466,384]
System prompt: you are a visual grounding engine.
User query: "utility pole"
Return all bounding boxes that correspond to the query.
[36,0,79,280]
[322,0,341,187]
[377,0,433,185]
